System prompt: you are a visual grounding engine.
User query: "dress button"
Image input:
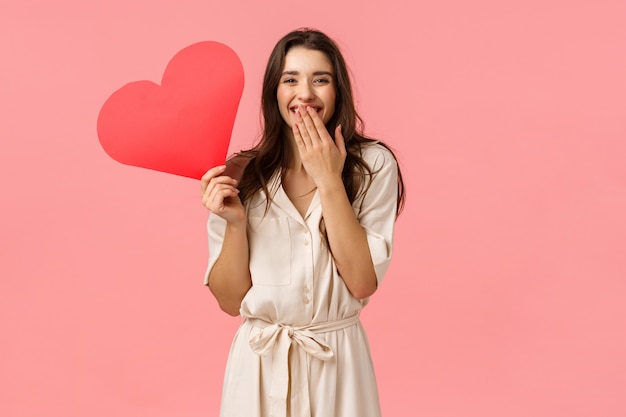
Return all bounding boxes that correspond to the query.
[303,286,310,293]
[304,239,310,246]
[303,296,310,304]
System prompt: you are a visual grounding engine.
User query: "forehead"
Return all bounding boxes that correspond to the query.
[282,47,334,73]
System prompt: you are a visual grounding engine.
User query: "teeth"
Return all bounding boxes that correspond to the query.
[291,107,320,113]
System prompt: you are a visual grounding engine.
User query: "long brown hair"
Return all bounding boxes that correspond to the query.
[236,28,405,215]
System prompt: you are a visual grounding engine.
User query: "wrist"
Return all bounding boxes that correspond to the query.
[225,214,247,231]
[316,175,346,196]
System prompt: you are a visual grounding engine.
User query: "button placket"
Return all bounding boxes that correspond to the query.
[302,226,313,307]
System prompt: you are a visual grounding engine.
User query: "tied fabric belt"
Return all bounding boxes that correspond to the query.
[247,313,360,417]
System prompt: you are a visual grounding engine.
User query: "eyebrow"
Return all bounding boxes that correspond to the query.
[281,70,334,77]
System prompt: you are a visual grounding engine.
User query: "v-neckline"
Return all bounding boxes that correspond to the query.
[268,173,320,225]
[280,183,319,220]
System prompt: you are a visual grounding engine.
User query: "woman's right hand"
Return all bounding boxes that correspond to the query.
[200,165,245,224]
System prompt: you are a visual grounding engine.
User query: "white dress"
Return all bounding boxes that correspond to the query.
[205,143,398,417]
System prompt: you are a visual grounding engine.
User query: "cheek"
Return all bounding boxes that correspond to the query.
[276,87,290,104]
[276,89,292,123]
[327,93,337,115]
[327,89,337,106]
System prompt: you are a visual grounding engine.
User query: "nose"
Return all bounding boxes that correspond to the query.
[297,82,315,101]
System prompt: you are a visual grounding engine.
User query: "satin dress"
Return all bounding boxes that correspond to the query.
[205,143,398,417]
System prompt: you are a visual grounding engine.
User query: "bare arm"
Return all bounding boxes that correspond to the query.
[318,178,378,299]
[201,164,251,316]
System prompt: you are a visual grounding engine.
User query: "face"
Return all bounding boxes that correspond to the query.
[276,47,336,131]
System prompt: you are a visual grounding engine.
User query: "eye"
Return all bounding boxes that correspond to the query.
[314,78,330,84]
[282,78,297,84]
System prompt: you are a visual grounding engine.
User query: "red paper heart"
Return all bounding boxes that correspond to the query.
[97,41,244,179]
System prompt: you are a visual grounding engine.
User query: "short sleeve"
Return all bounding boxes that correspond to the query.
[203,212,227,286]
[355,144,399,285]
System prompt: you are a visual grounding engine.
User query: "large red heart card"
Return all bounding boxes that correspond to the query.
[97,41,244,179]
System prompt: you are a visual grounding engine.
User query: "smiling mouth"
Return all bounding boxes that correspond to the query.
[291,106,322,114]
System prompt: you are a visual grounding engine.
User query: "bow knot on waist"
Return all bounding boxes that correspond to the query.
[249,322,335,360]
[246,314,360,417]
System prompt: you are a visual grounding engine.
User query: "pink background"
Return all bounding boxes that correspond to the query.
[1,1,625,416]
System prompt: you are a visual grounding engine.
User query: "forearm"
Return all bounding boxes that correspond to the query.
[207,222,252,316]
[318,178,378,299]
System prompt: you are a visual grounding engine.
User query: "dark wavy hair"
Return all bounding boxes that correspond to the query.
[235,28,405,216]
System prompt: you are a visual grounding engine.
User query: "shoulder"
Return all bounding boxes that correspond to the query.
[358,141,398,172]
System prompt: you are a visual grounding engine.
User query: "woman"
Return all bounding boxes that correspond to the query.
[201,28,405,417]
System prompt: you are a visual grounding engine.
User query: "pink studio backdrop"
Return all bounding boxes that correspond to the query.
[1,1,625,416]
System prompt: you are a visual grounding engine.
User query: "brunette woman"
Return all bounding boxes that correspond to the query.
[200,28,405,417]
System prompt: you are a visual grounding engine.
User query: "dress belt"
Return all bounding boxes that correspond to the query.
[247,313,360,417]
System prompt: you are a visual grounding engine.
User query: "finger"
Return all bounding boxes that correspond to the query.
[305,106,329,142]
[300,106,322,142]
[200,165,227,194]
[292,122,307,152]
[203,175,238,198]
[202,175,238,205]
[334,124,346,155]
[203,183,239,211]
[295,106,313,148]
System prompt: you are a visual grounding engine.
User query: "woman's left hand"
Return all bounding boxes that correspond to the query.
[293,105,346,186]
